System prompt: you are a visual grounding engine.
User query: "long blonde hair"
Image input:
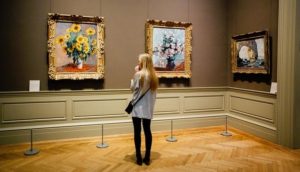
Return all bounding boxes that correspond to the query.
[138,53,159,91]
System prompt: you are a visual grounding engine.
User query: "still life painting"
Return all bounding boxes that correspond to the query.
[146,20,192,78]
[48,13,105,80]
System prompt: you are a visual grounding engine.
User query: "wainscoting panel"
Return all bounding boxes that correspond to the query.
[228,117,277,142]
[1,100,67,123]
[230,96,274,122]
[72,98,128,119]
[0,87,277,145]
[183,95,224,113]
[227,88,277,142]
[154,96,181,115]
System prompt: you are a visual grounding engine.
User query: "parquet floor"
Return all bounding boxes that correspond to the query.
[1,126,300,172]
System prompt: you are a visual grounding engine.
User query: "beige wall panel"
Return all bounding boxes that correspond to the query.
[32,125,100,142]
[228,117,276,143]
[158,117,225,131]
[154,97,180,115]
[72,98,127,119]
[183,95,224,113]
[0,87,278,145]
[0,130,29,145]
[229,95,275,122]
[2,101,66,123]
[0,117,224,144]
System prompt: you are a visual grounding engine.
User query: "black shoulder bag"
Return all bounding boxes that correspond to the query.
[125,88,150,114]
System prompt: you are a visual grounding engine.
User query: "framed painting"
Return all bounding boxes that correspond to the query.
[231,30,270,74]
[48,13,105,80]
[146,19,192,78]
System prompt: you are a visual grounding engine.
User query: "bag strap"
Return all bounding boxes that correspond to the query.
[132,88,151,106]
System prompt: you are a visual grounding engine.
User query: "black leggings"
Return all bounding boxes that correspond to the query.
[132,117,152,159]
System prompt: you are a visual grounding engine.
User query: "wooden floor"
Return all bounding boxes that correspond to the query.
[1,126,300,172]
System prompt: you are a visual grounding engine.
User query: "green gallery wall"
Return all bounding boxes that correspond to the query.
[0,0,277,92]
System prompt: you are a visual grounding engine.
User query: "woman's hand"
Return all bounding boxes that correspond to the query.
[134,65,140,72]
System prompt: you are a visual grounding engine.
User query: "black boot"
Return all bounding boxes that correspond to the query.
[136,154,142,166]
[143,151,150,165]
[143,157,150,165]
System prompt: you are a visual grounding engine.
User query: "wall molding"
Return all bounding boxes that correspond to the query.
[229,95,275,123]
[0,87,277,145]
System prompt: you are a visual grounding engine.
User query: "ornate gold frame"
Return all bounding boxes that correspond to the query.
[48,13,105,80]
[231,30,270,74]
[146,19,192,78]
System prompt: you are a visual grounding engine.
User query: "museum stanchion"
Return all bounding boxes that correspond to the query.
[220,115,232,137]
[24,129,39,156]
[96,124,109,148]
[0,114,230,155]
[166,120,177,142]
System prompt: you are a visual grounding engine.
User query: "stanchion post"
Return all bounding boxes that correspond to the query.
[97,124,109,148]
[166,120,177,142]
[24,129,39,156]
[221,115,232,137]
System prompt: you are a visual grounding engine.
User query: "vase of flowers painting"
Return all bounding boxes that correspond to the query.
[145,19,192,78]
[55,24,97,70]
[48,13,105,80]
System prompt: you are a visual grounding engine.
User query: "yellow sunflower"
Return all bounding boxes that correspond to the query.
[92,39,97,46]
[83,45,90,54]
[67,47,74,53]
[71,24,81,33]
[86,27,96,36]
[83,36,88,43]
[75,43,82,51]
[76,35,84,44]
[64,33,71,40]
[83,42,89,48]
[55,36,65,45]
[66,28,72,33]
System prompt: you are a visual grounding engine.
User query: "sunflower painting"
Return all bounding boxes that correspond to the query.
[48,13,105,80]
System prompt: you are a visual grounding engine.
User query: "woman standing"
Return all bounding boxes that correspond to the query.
[130,53,159,166]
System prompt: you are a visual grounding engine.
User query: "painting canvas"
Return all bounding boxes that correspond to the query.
[231,30,270,74]
[48,13,105,80]
[146,20,192,78]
